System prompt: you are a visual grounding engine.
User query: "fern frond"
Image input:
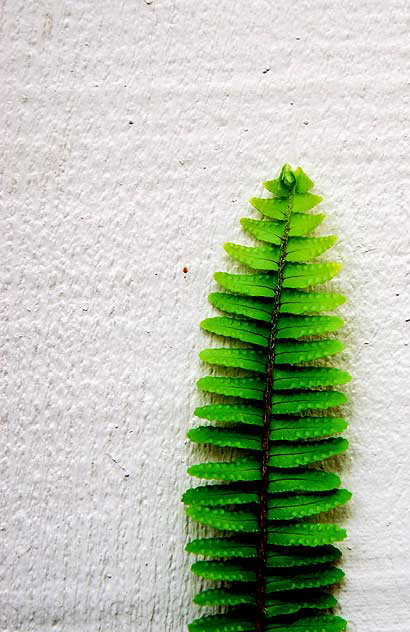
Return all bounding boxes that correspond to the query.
[184,164,350,632]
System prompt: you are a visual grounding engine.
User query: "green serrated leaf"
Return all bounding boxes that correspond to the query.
[224,237,336,271]
[194,403,263,425]
[197,376,265,400]
[185,505,258,532]
[294,166,315,194]
[209,291,345,321]
[197,377,348,405]
[273,367,351,389]
[224,242,279,271]
[269,417,348,441]
[240,214,325,244]
[277,314,344,338]
[191,560,256,582]
[200,347,267,372]
[271,391,348,414]
[193,587,255,607]
[268,523,347,547]
[267,489,351,520]
[187,426,261,450]
[275,340,345,363]
[269,437,349,467]
[187,456,261,481]
[283,262,342,288]
[209,292,273,322]
[214,271,277,297]
[265,591,337,617]
[185,536,257,558]
[266,544,341,568]
[252,193,322,215]
[265,614,347,632]
[286,236,337,261]
[266,567,345,593]
[188,613,255,632]
[213,263,341,296]
[201,316,270,346]
[182,483,259,506]
[268,468,341,493]
[280,289,346,314]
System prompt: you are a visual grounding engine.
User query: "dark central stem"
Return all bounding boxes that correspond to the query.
[255,192,294,632]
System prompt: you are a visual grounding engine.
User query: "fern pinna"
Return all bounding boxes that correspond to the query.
[183,164,351,632]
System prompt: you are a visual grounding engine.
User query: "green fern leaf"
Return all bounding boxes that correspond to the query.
[199,351,351,387]
[266,545,342,568]
[193,588,337,614]
[269,438,349,467]
[265,592,337,617]
[194,403,264,425]
[271,391,348,414]
[185,505,259,532]
[250,193,322,215]
[267,523,347,546]
[265,615,347,632]
[275,340,345,363]
[200,316,270,346]
[187,426,261,450]
[185,536,257,558]
[199,348,267,372]
[188,613,255,632]
[283,262,343,288]
[280,289,346,314]
[268,468,341,492]
[182,483,259,506]
[191,560,256,581]
[265,567,345,593]
[240,214,325,243]
[197,377,349,404]
[272,368,351,389]
[187,456,261,481]
[277,315,344,338]
[209,291,345,321]
[185,164,351,631]
[224,236,336,270]
[209,293,273,321]
[197,376,265,400]
[214,263,341,296]
[269,417,348,441]
[193,587,255,607]
[185,536,345,568]
[267,489,352,520]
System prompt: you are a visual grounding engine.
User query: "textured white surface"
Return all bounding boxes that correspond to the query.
[2,1,410,630]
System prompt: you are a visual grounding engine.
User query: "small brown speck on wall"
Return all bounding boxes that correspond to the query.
[183,267,188,274]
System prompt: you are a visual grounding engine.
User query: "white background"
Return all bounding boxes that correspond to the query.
[2,1,410,630]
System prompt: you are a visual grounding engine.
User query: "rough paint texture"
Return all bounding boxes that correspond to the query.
[1,1,410,631]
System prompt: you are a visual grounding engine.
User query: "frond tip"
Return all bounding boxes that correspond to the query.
[184,164,350,632]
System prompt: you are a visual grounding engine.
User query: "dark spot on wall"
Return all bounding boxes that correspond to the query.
[262,68,270,74]
[183,266,188,274]
[129,120,134,125]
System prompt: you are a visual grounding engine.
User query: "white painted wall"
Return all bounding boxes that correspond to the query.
[2,1,410,630]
